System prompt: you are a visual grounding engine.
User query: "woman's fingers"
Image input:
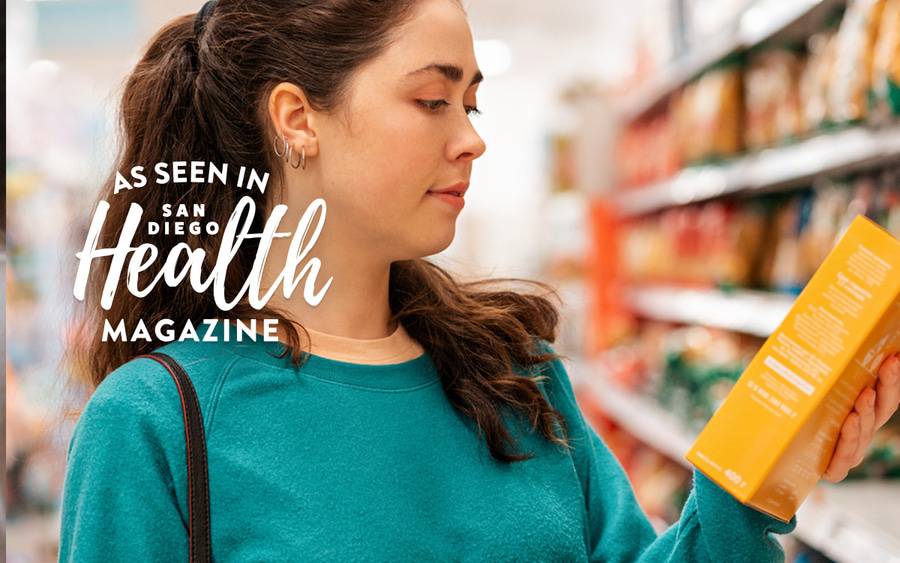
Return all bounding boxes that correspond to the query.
[822,354,899,484]
[874,354,900,428]
[853,387,876,466]
[824,412,860,483]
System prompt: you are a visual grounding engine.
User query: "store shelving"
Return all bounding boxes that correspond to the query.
[617,0,844,122]
[616,31,737,123]
[614,125,900,217]
[572,359,696,463]
[568,358,900,563]
[626,285,795,338]
[589,0,900,560]
[796,480,900,563]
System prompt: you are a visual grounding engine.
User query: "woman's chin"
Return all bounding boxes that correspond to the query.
[414,225,457,257]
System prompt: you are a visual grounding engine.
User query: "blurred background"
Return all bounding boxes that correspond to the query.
[5,0,900,560]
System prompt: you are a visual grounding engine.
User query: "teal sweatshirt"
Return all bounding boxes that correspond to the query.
[58,327,796,562]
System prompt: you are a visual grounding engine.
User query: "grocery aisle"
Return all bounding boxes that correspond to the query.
[545,1,900,561]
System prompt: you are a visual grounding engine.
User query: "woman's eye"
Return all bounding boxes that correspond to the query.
[418,99,450,111]
[417,99,482,117]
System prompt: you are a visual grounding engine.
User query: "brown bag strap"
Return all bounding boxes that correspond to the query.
[138,352,212,563]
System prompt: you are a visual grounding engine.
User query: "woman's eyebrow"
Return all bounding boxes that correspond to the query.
[405,63,484,87]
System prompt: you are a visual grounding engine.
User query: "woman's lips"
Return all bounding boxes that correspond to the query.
[427,191,465,211]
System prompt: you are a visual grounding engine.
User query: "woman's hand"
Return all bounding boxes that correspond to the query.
[823,352,900,482]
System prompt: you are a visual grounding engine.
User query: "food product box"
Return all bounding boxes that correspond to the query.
[686,214,900,522]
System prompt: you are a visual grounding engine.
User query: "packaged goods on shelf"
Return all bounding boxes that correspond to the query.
[715,200,774,290]
[765,193,812,295]
[599,320,678,391]
[616,2,900,192]
[674,58,745,164]
[687,215,900,522]
[595,314,900,480]
[744,48,805,150]
[618,166,900,292]
[621,199,777,290]
[616,115,681,189]
[791,172,900,283]
[870,0,900,119]
[829,0,888,124]
[656,326,762,433]
[598,321,764,431]
[616,60,746,189]
[800,26,841,134]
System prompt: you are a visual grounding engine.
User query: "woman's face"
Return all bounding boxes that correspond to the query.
[281,0,486,262]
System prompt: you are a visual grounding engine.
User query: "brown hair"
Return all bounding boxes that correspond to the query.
[65,0,571,463]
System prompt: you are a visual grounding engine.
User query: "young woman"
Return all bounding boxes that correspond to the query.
[58,0,900,561]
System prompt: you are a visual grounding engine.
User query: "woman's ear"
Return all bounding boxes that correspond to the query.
[268,82,319,158]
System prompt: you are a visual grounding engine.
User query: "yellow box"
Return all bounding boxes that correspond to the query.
[686,214,900,522]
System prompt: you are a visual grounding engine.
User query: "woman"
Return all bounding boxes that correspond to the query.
[58,0,900,561]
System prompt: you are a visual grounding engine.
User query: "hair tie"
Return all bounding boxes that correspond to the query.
[194,0,217,39]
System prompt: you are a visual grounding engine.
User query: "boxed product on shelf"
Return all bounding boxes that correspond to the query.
[686,214,900,522]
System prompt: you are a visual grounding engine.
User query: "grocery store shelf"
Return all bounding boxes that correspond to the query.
[797,482,900,563]
[617,0,841,122]
[616,31,736,123]
[614,125,900,216]
[568,358,900,563]
[573,360,695,465]
[626,285,795,337]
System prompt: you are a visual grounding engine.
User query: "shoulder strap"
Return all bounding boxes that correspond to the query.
[137,352,212,563]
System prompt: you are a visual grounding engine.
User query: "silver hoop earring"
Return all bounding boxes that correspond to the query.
[289,145,304,169]
[273,134,288,158]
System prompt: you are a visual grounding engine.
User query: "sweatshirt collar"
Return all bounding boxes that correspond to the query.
[209,319,440,391]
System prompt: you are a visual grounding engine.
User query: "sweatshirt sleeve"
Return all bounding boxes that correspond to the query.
[57,357,190,562]
[534,340,797,563]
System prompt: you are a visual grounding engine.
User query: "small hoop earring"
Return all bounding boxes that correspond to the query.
[273,134,288,158]
[289,145,304,169]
